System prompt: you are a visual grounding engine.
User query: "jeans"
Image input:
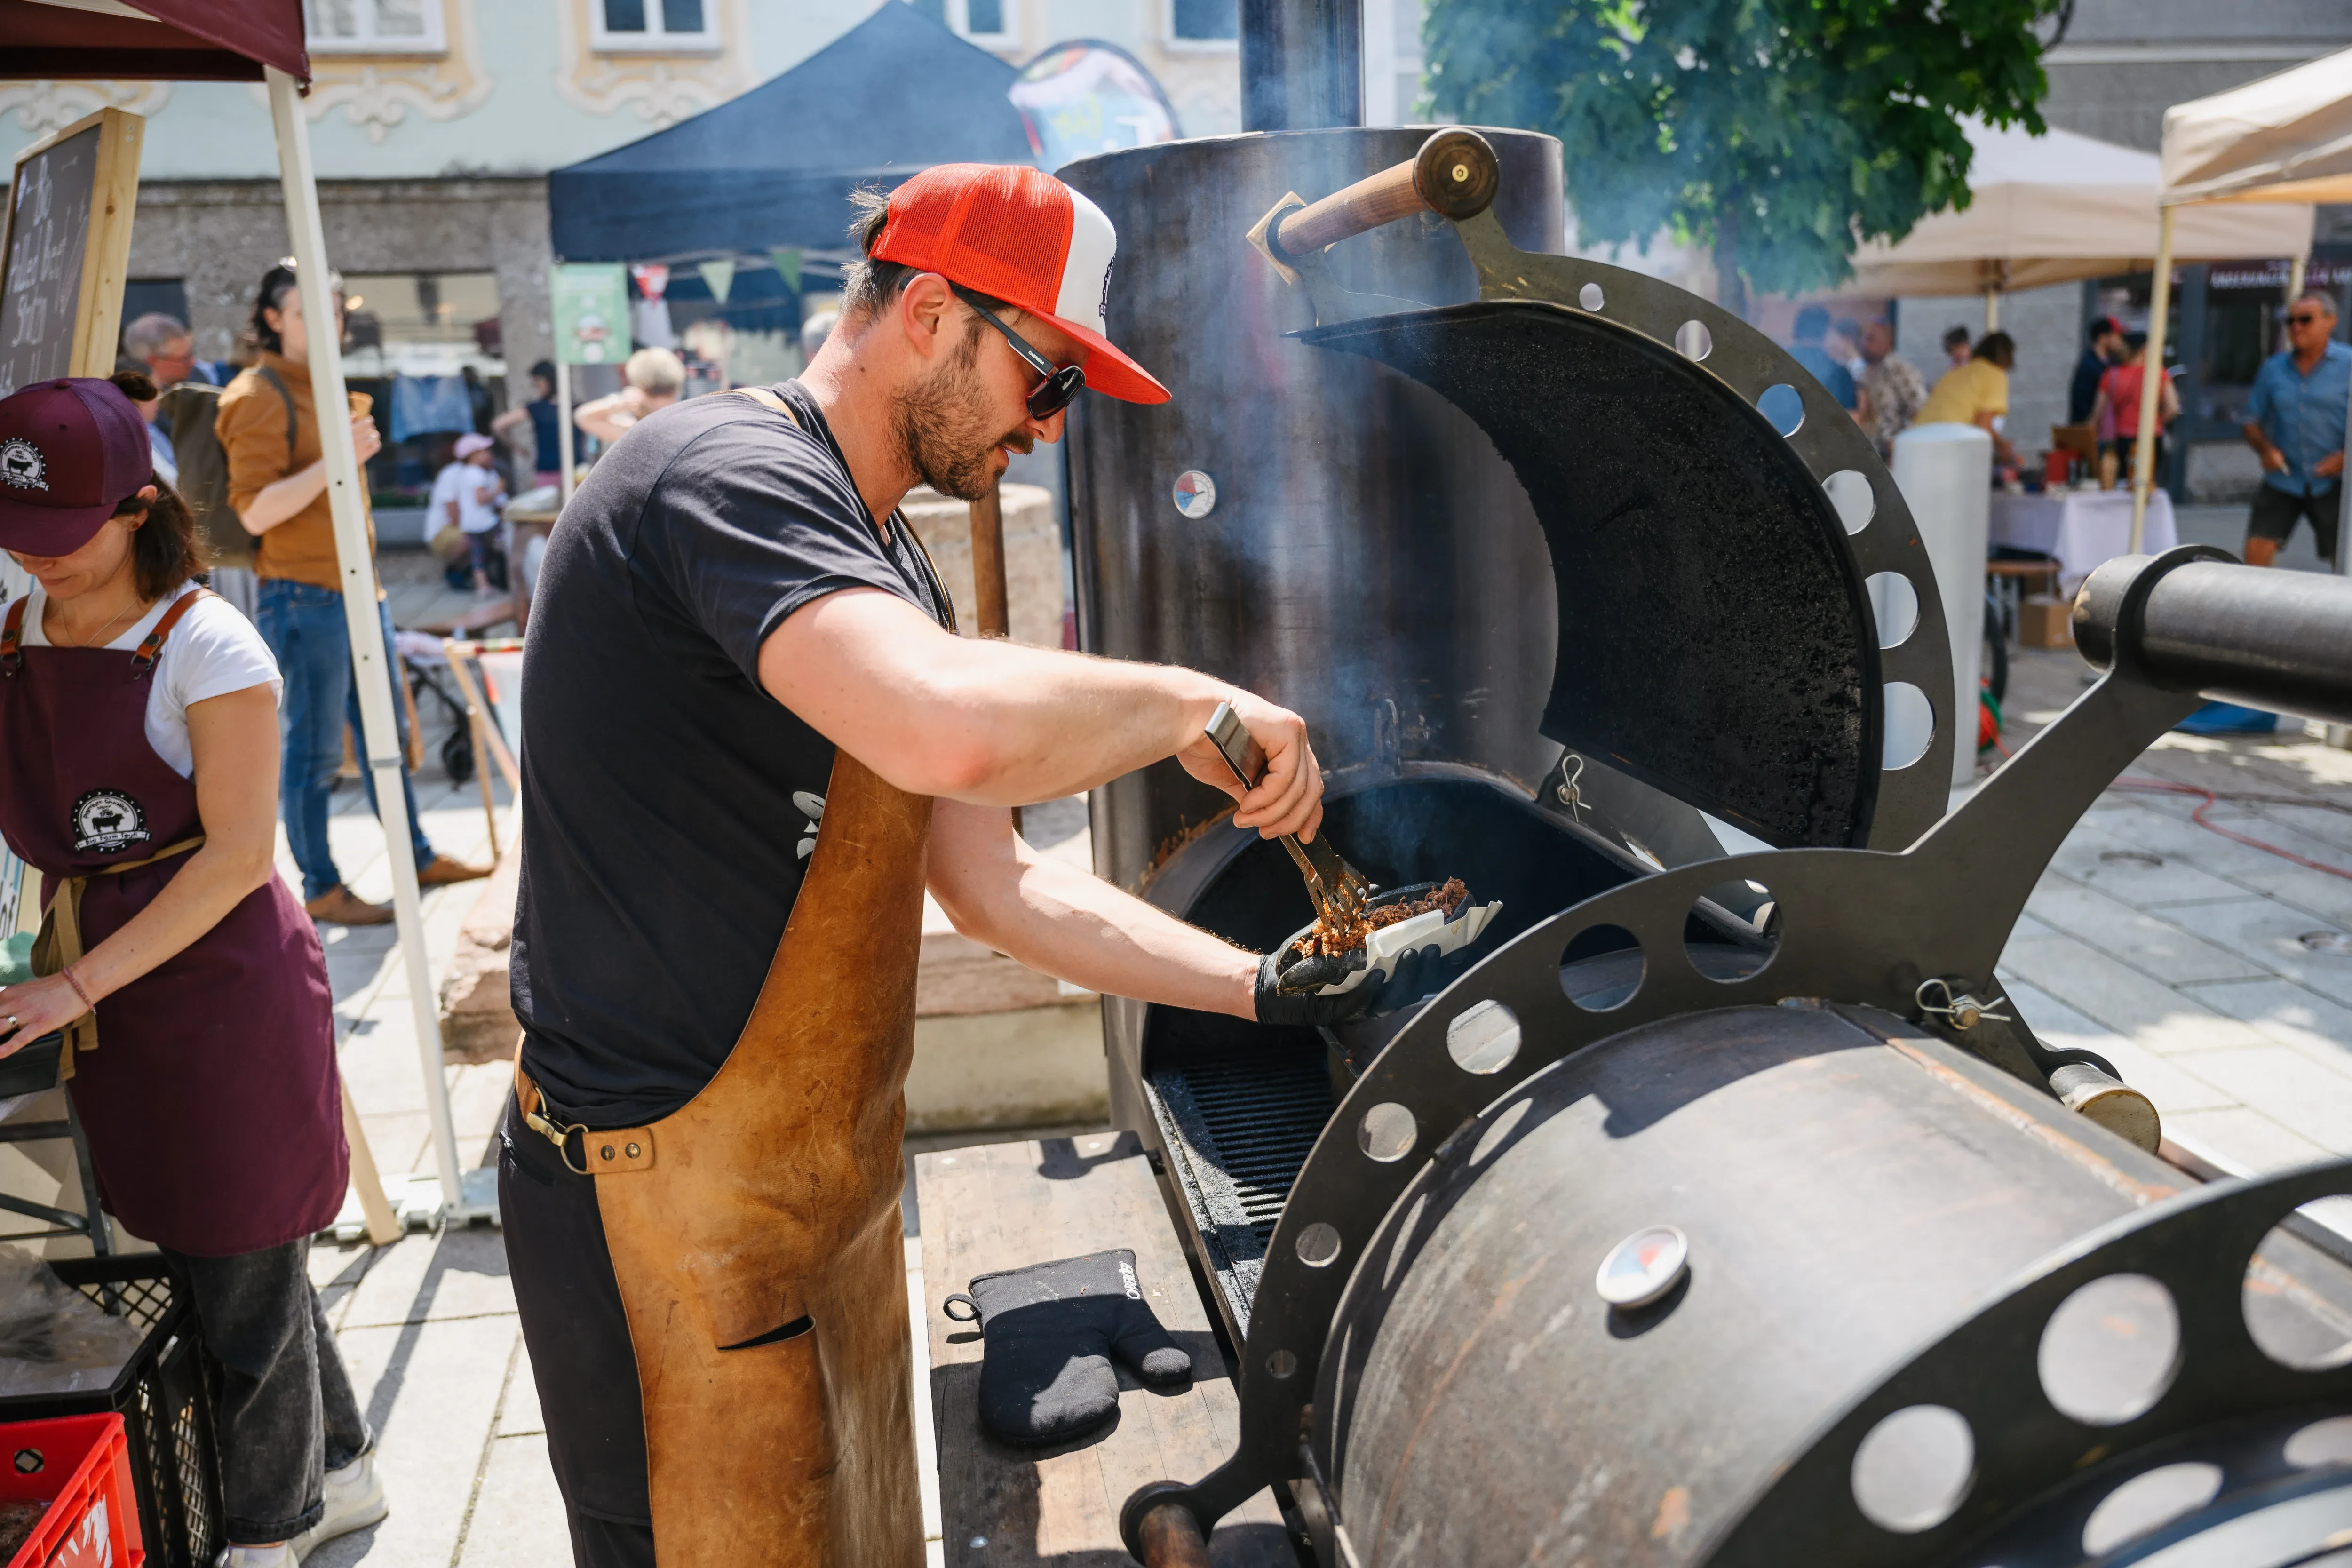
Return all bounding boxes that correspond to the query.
[163,1239,370,1544]
[255,579,435,903]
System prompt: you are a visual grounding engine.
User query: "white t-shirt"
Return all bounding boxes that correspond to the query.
[22,580,281,777]
[430,461,505,535]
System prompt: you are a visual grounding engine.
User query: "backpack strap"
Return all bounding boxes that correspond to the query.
[256,365,300,467]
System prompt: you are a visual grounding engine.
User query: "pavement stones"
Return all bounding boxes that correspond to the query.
[1994,643,2352,1187]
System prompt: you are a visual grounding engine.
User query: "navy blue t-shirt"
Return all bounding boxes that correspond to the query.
[526,398,562,475]
[511,382,951,1125]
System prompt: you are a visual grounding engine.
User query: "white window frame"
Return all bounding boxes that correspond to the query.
[591,0,723,55]
[1163,0,1238,54]
[303,0,448,56]
[917,0,1016,49]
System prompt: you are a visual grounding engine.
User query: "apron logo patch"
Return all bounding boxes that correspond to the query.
[0,438,47,492]
[70,789,149,855]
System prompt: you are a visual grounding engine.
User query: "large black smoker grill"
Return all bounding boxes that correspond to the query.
[1059,12,2352,1565]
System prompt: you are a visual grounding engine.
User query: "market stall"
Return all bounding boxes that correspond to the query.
[2134,48,2352,554]
[10,0,481,1227]
[546,1,1032,265]
[1843,116,2313,328]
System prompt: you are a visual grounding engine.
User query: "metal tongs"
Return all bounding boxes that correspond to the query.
[1204,701,1372,930]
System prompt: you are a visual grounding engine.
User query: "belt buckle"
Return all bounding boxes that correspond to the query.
[523,1103,593,1177]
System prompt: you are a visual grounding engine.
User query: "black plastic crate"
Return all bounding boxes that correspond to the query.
[0,1254,222,1568]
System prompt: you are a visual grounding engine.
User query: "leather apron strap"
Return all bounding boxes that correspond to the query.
[593,745,933,1567]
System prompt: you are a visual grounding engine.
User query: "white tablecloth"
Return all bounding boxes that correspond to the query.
[1987,488,2178,591]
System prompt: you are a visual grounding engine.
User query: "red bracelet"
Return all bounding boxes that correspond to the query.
[60,966,94,1011]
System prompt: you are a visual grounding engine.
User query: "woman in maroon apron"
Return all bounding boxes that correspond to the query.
[0,375,387,1567]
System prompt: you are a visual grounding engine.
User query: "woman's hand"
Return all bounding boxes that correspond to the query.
[0,974,91,1059]
[351,413,383,464]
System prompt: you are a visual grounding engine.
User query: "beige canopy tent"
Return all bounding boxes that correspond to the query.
[1847,118,2314,326]
[13,0,485,1226]
[2132,47,2352,552]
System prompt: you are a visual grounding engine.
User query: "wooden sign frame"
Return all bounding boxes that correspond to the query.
[0,105,145,383]
[0,107,141,932]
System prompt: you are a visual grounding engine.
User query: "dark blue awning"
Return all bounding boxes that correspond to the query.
[548,4,1035,263]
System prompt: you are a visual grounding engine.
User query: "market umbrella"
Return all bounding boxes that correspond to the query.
[2132,48,2352,551]
[547,1,1034,263]
[1844,118,2313,326]
[14,0,471,1228]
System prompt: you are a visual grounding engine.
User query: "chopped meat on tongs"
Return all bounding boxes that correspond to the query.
[1201,701,1375,940]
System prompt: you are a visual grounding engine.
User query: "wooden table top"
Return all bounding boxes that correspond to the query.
[915,1132,1295,1567]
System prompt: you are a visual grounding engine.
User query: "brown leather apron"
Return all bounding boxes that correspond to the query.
[525,746,930,1566]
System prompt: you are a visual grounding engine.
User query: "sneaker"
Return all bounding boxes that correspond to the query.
[292,1453,388,1560]
[216,1545,294,1567]
[416,853,493,887]
[303,886,394,926]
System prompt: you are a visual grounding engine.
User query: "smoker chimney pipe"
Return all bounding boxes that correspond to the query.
[1241,0,1364,132]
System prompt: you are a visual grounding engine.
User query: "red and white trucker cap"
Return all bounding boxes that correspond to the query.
[870,163,1170,406]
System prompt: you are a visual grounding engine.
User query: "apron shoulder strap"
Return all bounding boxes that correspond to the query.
[1,595,25,674]
[732,385,799,427]
[129,587,218,677]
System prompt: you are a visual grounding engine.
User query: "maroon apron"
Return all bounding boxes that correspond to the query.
[0,590,345,1256]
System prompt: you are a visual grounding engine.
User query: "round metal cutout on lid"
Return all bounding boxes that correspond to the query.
[1171,469,1217,518]
[1596,1224,1689,1309]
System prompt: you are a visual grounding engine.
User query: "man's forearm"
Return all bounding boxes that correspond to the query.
[765,590,1228,806]
[930,802,1258,1018]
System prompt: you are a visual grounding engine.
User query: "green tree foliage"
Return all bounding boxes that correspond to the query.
[1423,0,2063,316]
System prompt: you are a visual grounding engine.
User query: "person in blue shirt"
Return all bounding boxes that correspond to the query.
[1788,304,1858,412]
[2243,291,2351,567]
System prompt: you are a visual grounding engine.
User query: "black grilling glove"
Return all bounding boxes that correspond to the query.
[942,1248,1191,1446]
[1256,935,1444,1029]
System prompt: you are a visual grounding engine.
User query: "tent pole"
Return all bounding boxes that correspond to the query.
[2130,207,2177,554]
[267,67,475,1226]
[1984,286,2000,332]
[557,361,575,508]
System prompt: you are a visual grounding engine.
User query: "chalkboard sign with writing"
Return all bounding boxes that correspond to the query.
[0,108,143,403]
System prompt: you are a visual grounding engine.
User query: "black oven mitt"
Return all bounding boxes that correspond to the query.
[942,1248,1191,1445]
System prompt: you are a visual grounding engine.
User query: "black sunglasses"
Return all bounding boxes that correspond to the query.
[2289,312,2327,326]
[950,284,1085,420]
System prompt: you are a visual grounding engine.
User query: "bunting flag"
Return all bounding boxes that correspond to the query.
[698,258,737,303]
[770,247,803,294]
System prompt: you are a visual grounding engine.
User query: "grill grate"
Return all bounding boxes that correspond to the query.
[1149,1043,1335,1334]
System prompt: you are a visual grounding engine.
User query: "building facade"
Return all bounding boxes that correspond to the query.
[0,0,1249,502]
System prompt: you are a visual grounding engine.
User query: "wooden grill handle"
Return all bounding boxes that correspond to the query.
[1272,128,1500,260]
[1133,1501,1212,1567]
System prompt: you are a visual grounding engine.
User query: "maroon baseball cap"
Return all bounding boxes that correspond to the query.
[0,378,154,557]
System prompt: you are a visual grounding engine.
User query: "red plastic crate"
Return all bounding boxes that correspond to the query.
[0,1414,143,1568]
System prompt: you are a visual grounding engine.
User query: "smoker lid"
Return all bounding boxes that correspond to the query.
[1299,295,1949,850]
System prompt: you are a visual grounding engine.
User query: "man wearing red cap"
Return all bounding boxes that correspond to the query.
[501,166,1389,1565]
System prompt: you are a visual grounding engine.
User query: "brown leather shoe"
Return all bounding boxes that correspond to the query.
[416,853,493,887]
[305,885,394,925]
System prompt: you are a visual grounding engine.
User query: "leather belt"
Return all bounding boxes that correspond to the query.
[513,1055,655,1176]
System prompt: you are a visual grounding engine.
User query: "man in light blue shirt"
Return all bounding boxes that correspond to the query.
[2243,291,2350,567]
[1788,303,1859,412]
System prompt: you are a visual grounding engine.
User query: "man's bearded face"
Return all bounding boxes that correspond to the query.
[892,316,1031,502]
